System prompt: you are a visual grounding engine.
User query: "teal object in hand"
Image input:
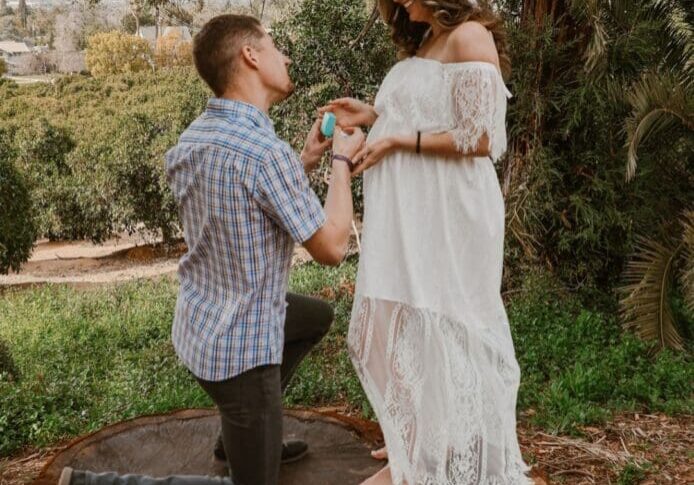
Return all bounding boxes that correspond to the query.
[320,112,336,138]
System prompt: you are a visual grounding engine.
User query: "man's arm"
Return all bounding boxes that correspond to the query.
[303,127,364,266]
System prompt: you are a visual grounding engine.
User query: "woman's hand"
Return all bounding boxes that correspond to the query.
[352,136,401,176]
[318,98,378,128]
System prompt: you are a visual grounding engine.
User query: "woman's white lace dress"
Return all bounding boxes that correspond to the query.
[348,57,531,485]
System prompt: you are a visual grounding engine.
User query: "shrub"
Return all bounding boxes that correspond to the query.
[13,119,102,241]
[508,269,693,433]
[0,128,36,274]
[106,113,180,241]
[154,30,193,68]
[85,31,153,78]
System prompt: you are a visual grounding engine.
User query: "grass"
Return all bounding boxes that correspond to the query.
[0,260,692,456]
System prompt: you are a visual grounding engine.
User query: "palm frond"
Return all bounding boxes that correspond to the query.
[619,235,684,351]
[681,210,694,313]
[650,0,694,77]
[624,71,694,181]
[569,0,610,75]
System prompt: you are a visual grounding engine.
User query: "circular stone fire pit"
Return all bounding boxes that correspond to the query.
[34,409,385,485]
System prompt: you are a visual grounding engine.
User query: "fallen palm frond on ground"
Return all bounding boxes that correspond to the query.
[518,412,693,484]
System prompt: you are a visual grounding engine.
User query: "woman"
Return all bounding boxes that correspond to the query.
[320,1,531,484]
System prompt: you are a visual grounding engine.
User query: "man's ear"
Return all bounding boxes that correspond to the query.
[240,45,260,70]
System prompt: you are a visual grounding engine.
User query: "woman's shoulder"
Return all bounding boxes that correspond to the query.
[445,21,498,65]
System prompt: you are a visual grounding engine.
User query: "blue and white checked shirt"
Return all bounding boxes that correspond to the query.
[165,98,326,382]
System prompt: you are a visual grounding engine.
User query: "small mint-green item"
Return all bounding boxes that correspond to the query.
[320,112,336,138]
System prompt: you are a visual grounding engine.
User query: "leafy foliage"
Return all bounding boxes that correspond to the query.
[154,29,193,68]
[0,129,36,274]
[498,0,693,293]
[85,31,153,78]
[0,68,208,243]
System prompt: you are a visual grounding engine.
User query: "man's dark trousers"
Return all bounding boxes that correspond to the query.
[197,292,333,485]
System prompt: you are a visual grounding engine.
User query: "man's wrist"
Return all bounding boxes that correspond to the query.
[300,150,319,171]
[332,153,355,171]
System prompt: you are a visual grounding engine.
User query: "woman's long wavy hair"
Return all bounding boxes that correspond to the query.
[377,0,510,78]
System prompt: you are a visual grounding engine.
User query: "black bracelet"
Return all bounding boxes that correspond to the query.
[416,131,421,154]
[332,154,355,171]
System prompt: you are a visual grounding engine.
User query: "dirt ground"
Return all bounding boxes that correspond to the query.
[0,236,314,289]
[1,412,691,485]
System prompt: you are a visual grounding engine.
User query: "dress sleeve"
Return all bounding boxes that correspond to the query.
[448,65,510,162]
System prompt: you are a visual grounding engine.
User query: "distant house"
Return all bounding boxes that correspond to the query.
[137,26,192,46]
[0,40,31,58]
[0,41,32,73]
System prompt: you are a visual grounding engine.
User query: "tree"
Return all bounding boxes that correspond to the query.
[0,129,36,275]
[17,0,26,28]
[85,31,152,77]
[0,58,6,77]
[154,29,192,68]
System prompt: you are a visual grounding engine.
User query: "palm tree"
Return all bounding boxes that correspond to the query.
[616,0,693,351]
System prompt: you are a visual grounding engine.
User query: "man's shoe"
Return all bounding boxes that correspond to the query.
[281,440,308,464]
[58,467,73,485]
[213,436,308,464]
[213,434,226,461]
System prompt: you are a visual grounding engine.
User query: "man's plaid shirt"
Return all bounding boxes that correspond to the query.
[165,98,326,382]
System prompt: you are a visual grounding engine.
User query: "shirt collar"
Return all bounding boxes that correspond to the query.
[206,97,275,132]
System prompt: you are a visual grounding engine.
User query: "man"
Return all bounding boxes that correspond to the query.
[59,13,363,485]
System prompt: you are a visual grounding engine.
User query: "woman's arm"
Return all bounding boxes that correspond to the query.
[318,98,378,128]
[352,132,490,176]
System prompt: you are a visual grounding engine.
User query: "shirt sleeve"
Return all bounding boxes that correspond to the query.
[448,65,508,162]
[254,143,326,243]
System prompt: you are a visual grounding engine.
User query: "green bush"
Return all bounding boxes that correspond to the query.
[509,269,693,433]
[102,113,180,241]
[0,68,208,248]
[13,118,108,241]
[0,128,36,274]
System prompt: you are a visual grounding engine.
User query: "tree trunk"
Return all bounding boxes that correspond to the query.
[18,0,27,29]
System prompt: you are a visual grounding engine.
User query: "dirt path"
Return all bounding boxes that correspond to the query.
[0,236,315,288]
[1,413,691,485]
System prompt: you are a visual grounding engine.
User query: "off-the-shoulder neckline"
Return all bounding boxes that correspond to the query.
[410,57,501,71]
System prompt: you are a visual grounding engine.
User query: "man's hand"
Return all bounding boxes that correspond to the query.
[300,117,332,172]
[332,126,365,167]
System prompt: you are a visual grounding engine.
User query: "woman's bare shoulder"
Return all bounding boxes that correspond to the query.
[445,21,498,65]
